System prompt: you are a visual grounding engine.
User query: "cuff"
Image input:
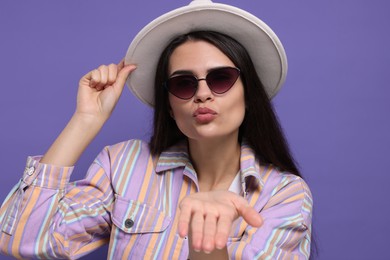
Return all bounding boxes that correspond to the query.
[22,156,74,190]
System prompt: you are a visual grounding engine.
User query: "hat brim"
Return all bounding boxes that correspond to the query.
[125,1,287,106]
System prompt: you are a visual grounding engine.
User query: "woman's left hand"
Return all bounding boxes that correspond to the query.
[178,190,263,254]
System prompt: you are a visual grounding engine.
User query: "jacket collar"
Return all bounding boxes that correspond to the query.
[155,140,266,191]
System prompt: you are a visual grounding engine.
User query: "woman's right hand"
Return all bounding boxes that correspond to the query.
[76,61,136,123]
[40,61,136,166]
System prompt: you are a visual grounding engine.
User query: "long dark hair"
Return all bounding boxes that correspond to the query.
[149,31,301,177]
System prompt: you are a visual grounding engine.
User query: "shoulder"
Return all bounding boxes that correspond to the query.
[93,140,157,195]
[259,167,313,225]
[93,139,153,169]
[106,139,150,153]
[105,139,153,160]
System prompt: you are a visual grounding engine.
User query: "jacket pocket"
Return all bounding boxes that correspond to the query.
[111,194,171,234]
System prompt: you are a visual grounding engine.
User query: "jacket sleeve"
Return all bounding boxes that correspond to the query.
[0,148,114,259]
[228,175,313,260]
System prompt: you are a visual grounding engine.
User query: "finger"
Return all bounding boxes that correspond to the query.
[107,63,118,87]
[215,215,232,249]
[96,65,108,90]
[240,206,263,227]
[178,204,192,238]
[202,213,218,253]
[234,197,262,227]
[113,64,136,91]
[90,69,101,88]
[117,58,125,71]
[191,211,204,252]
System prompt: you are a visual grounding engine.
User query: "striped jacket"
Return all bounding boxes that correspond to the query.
[0,139,312,259]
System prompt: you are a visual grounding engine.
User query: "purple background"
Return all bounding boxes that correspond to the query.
[1,1,389,259]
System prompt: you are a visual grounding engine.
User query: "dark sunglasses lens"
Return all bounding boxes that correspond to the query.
[207,68,240,94]
[167,75,197,99]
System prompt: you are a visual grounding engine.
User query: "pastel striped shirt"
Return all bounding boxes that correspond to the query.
[0,139,312,259]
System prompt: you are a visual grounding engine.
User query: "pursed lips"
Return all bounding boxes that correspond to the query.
[192,107,218,124]
[193,107,217,117]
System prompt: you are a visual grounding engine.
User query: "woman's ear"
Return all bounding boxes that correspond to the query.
[169,109,175,120]
[169,108,175,120]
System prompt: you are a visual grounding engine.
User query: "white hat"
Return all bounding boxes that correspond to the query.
[125,0,287,106]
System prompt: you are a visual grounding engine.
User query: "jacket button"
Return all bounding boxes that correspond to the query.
[125,219,134,228]
[24,166,35,176]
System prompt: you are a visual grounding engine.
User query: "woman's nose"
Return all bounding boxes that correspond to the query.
[194,79,214,103]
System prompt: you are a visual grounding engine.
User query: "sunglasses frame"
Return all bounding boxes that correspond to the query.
[164,66,241,100]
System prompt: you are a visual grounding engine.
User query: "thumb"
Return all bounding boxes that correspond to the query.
[114,63,137,91]
[234,197,263,227]
[240,206,263,227]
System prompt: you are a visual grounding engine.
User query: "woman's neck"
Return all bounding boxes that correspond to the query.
[188,136,241,192]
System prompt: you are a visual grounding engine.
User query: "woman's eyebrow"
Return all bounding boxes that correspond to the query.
[169,66,231,78]
[169,70,194,77]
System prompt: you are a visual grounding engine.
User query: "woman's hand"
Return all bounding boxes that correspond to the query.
[178,190,263,254]
[76,61,136,123]
[41,61,135,166]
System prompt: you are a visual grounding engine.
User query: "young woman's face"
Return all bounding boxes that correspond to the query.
[167,40,246,142]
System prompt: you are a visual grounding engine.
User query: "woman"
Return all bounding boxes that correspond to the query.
[0,1,312,259]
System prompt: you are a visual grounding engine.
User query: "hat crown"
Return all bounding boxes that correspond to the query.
[189,0,213,6]
[126,0,287,106]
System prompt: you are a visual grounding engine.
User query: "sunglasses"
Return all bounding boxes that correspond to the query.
[165,67,241,100]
